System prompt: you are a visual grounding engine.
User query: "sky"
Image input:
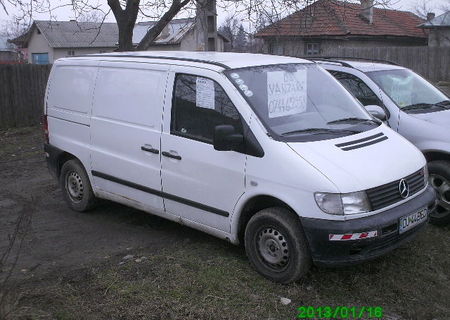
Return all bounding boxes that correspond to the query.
[0,0,449,31]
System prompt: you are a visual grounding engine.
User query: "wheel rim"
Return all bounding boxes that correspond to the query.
[66,171,84,203]
[429,174,450,218]
[257,227,290,271]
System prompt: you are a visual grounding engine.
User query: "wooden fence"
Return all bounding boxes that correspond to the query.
[0,64,51,128]
[313,46,450,83]
[0,48,448,128]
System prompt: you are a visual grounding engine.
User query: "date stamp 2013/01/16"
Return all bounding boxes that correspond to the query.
[297,306,383,319]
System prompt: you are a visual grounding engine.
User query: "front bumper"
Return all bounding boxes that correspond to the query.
[301,185,436,266]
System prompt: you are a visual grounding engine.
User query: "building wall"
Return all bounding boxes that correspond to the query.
[428,29,450,47]
[53,47,115,61]
[263,37,427,57]
[27,28,54,63]
[28,27,116,63]
[179,28,225,51]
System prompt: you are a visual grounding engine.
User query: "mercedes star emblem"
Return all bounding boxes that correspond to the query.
[398,179,410,199]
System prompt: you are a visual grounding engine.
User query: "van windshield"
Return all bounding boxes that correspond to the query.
[367,69,450,113]
[225,64,379,142]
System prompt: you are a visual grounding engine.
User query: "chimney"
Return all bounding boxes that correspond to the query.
[427,12,435,21]
[361,0,374,24]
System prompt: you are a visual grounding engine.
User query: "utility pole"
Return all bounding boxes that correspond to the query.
[194,0,217,51]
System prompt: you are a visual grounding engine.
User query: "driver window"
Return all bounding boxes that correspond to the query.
[331,71,383,107]
[171,74,243,144]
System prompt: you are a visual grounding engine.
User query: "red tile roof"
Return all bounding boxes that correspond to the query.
[255,0,427,39]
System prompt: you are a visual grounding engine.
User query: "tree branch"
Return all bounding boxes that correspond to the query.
[136,0,190,50]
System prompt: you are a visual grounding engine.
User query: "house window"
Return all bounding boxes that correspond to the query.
[268,42,284,55]
[31,53,49,64]
[305,42,320,56]
[67,50,75,56]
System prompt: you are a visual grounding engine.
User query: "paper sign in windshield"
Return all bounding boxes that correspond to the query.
[196,77,215,110]
[388,76,413,107]
[267,71,307,118]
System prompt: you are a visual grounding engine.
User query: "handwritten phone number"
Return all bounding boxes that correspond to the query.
[297,306,383,319]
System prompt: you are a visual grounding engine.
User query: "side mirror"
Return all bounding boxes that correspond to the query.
[213,125,244,151]
[365,105,387,121]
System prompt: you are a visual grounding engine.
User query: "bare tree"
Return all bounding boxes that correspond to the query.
[413,0,450,19]
[0,19,29,39]
[0,0,193,51]
[78,10,104,23]
[413,0,438,19]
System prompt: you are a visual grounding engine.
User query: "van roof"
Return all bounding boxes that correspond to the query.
[71,51,312,70]
[315,59,405,73]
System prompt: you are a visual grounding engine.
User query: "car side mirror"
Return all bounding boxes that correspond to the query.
[365,105,387,121]
[213,125,244,151]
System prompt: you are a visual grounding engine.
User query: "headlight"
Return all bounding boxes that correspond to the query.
[315,191,371,215]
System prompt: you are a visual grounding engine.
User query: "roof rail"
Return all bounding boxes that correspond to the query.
[81,54,231,70]
[310,58,355,68]
[316,56,399,66]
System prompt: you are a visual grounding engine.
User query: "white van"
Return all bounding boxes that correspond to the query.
[315,58,450,225]
[43,52,435,283]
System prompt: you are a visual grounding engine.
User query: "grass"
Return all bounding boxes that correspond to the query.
[11,223,450,320]
[1,126,450,320]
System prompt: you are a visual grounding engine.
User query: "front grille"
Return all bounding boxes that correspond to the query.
[366,169,426,211]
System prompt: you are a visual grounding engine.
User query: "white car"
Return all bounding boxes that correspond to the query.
[318,59,450,225]
[43,52,435,283]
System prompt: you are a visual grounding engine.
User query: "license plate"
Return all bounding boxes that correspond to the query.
[399,208,428,234]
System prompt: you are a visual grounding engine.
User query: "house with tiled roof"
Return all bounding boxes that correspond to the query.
[420,11,450,47]
[255,0,427,57]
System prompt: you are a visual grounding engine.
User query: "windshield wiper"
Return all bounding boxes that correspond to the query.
[327,117,377,125]
[402,103,448,111]
[281,128,360,136]
[435,100,450,108]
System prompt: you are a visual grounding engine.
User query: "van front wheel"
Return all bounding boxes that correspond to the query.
[244,207,311,283]
[60,159,97,212]
[428,161,450,226]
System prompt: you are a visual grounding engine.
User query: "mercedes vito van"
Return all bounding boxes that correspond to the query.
[43,52,435,283]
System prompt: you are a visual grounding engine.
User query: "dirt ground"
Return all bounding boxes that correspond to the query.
[1,126,450,320]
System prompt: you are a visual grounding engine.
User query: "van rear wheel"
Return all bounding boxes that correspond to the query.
[60,159,97,212]
[244,207,311,283]
[428,161,450,226]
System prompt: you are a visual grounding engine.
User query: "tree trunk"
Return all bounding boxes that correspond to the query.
[108,0,140,51]
[108,0,190,52]
[117,23,134,51]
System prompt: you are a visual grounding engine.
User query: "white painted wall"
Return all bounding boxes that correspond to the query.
[53,47,116,61]
[27,28,54,63]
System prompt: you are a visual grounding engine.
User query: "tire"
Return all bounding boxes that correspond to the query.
[428,161,450,226]
[244,207,311,283]
[59,159,97,212]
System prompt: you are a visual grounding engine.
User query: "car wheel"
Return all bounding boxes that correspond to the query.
[60,159,97,212]
[428,161,450,226]
[244,207,311,283]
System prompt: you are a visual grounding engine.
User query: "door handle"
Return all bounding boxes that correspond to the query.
[162,151,182,160]
[141,145,159,154]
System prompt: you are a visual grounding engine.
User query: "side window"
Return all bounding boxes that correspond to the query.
[171,74,243,144]
[331,71,383,107]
